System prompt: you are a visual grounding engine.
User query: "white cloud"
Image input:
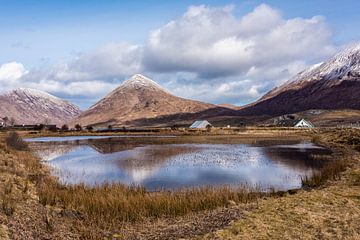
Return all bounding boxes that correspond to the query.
[0,62,28,85]
[143,4,335,78]
[0,4,338,108]
[49,42,142,83]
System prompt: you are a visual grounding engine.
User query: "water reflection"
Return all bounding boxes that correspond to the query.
[29,137,331,191]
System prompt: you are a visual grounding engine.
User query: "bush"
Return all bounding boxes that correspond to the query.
[75,124,82,131]
[302,159,347,188]
[61,124,69,131]
[86,126,94,131]
[5,132,29,151]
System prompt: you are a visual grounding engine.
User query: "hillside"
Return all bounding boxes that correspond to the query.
[240,43,360,116]
[73,74,227,126]
[0,88,81,125]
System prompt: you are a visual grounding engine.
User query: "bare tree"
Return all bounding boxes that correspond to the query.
[43,118,50,126]
[61,124,69,131]
[2,117,9,127]
[75,124,82,131]
[9,117,16,126]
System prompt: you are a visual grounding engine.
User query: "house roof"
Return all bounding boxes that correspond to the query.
[276,119,300,127]
[277,118,314,127]
[189,120,212,129]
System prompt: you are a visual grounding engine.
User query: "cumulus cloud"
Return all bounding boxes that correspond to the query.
[49,43,142,83]
[143,4,334,78]
[0,62,28,86]
[0,4,337,108]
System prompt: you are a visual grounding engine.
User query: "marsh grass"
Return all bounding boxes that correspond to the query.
[302,157,348,188]
[37,179,265,225]
[5,131,29,151]
[2,130,351,237]
[1,181,16,216]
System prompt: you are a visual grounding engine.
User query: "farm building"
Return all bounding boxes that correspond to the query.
[189,120,212,129]
[277,118,314,128]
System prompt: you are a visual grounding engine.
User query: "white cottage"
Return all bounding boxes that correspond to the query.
[294,119,315,128]
[189,120,212,129]
[277,118,314,128]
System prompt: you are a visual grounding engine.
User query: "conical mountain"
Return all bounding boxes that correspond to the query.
[0,88,81,125]
[74,74,215,126]
[241,43,360,116]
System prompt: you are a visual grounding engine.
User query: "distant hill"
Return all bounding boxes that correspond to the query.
[240,43,360,116]
[72,74,233,127]
[0,88,81,125]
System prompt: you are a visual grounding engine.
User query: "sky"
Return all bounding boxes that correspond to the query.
[0,0,360,109]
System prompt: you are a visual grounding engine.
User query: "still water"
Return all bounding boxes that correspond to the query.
[27,136,331,191]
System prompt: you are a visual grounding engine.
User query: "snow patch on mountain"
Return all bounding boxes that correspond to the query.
[122,74,170,93]
[0,88,81,125]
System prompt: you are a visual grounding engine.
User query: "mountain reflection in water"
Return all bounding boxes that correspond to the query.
[29,137,331,191]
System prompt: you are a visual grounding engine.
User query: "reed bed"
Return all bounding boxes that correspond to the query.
[37,180,264,224]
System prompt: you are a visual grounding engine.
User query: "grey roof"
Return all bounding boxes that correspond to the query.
[276,118,314,127]
[189,120,212,129]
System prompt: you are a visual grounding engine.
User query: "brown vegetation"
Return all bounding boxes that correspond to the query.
[5,132,29,151]
[0,129,359,239]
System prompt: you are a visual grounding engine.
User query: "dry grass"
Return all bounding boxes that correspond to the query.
[200,129,360,240]
[1,129,359,239]
[301,158,348,188]
[5,131,29,151]
[37,180,265,225]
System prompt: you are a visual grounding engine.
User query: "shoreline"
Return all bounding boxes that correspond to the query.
[0,129,358,239]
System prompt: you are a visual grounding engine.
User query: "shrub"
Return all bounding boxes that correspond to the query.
[5,132,29,151]
[61,124,69,131]
[86,126,94,131]
[75,124,82,131]
[302,159,347,188]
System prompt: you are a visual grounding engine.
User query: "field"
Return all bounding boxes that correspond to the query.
[0,128,359,239]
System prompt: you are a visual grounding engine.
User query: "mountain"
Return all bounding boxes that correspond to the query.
[241,43,360,116]
[73,74,219,126]
[0,88,81,125]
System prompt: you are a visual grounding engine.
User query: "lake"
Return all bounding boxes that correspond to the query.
[27,135,331,191]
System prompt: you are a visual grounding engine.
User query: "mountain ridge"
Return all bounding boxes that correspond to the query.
[73,74,221,126]
[240,42,360,116]
[0,88,81,125]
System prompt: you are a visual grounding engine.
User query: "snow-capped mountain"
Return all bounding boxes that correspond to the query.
[242,42,360,115]
[0,88,81,125]
[73,74,220,126]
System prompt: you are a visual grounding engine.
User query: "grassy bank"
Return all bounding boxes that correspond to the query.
[200,129,360,239]
[0,129,357,239]
[0,131,273,238]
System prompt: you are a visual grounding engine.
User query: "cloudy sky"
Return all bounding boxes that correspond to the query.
[1,0,359,109]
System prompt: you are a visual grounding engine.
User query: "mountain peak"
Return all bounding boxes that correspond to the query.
[243,41,360,116]
[122,74,167,91]
[0,88,81,125]
[11,88,60,100]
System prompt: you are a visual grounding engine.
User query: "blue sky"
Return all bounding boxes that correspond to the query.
[1,0,359,108]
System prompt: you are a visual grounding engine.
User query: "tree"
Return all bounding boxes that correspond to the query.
[35,124,45,131]
[86,126,94,132]
[2,117,9,127]
[61,124,69,131]
[43,118,50,126]
[171,124,179,131]
[75,124,82,131]
[9,117,16,126]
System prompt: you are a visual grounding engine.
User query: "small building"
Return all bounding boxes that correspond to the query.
[189,120,212,129]
[0,117,7,127]
[277,118,314,128]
